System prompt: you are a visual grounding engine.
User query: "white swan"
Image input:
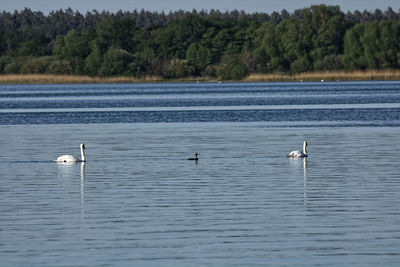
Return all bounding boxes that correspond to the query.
[54,143,86,163]
[287,141,308,158]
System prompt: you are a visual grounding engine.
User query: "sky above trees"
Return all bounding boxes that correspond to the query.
[2,0,400,14]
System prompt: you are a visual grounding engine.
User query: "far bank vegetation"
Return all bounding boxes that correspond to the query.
[0,5,400,82]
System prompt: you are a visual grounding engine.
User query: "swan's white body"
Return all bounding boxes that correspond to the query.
[287,141,308,158]
[54,143,86,163]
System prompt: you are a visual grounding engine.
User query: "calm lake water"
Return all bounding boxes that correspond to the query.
[1,82,400,266]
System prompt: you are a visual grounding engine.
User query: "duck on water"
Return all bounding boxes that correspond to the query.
[187,153,200,160]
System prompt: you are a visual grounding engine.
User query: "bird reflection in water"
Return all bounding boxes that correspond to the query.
[303,157,307,207]
[288,156,308,207]
[56,161,86,231]
[80,162,85,220]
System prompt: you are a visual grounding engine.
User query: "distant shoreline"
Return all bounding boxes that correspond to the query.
[0,70,400,84]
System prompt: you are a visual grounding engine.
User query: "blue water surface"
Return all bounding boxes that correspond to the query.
[0,81,400,266]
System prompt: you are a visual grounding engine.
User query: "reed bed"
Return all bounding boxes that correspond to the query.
[1,70,400,84]
[0,74,162,84]
[246,70,400,82]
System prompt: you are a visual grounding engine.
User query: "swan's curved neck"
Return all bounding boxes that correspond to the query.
[80,146,86,162]
[303,142,308,155]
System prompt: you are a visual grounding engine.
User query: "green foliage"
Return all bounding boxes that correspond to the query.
[99,47,133,77]
[216,53,248,80]
[343,24,367,69]
[1,5,400,78]
[314,54,344,70]
[18,38,47,57]
[290,57,312,74]
[211,29,232,61]
[136,47,159,76]
[95,18,136,53]
[84,43,103,76]
[53,29,94,74]
[0,56,12,72]
[165,59,193,78]
[49,60,73,74]
[186,43,211,75]
[20,56,53,74]
[378,20,400,68]
[3,62,20,74]
[259,22,288,72]
[343,20,400,69]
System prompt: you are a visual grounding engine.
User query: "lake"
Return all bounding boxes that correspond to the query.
[1,82,400,266]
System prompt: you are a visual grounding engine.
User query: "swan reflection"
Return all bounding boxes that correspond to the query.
[303,157,307,207]
[56,162,86,222]
[80,162,85,201]
[80,162,85,223]
[288,157,308,207]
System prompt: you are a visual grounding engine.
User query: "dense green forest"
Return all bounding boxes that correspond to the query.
[0,5,400,80]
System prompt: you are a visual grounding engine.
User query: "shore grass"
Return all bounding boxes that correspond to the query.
[0,74,163,84]
[0,70,400,84]
[245,69,400,82]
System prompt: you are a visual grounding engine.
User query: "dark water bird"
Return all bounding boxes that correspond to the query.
[187,153,200,160]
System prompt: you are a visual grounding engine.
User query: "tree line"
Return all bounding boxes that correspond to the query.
[0,5,400,79]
